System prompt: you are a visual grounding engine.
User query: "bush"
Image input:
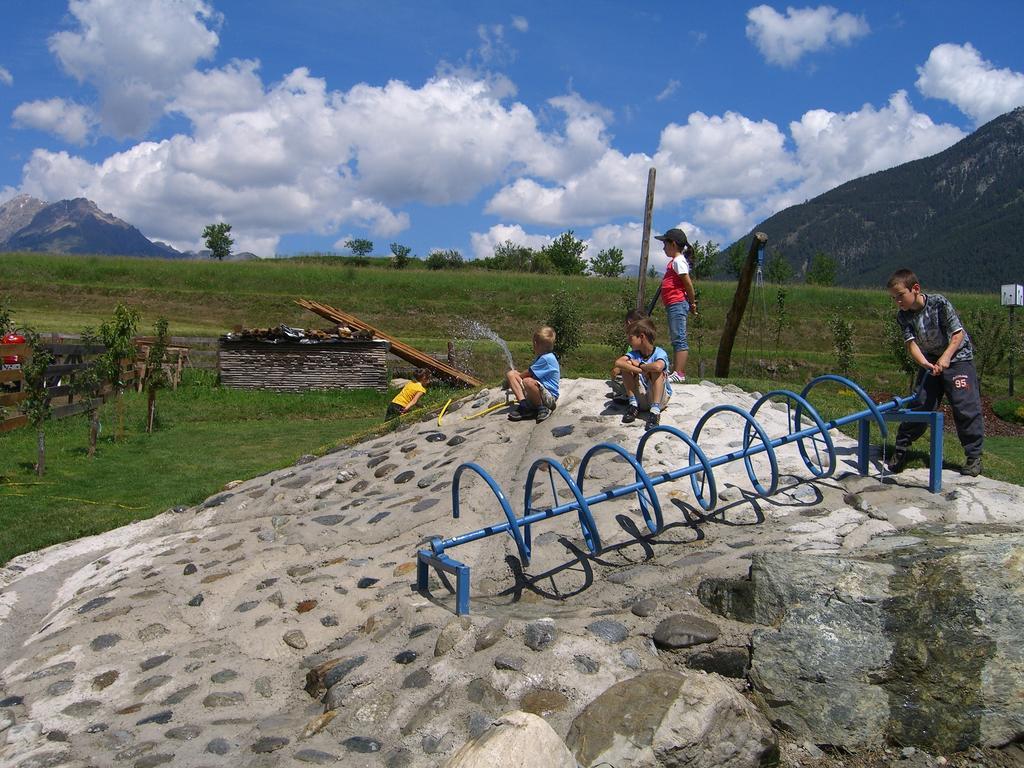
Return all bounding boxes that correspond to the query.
[425,249,464,270]
[827,311,855,377]
[992,397,1024,425]
[547,286,583,362]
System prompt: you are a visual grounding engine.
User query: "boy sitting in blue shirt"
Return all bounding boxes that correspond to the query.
[614,318,671,431]
[507,326,560,423]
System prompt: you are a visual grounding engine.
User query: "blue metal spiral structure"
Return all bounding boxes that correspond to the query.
[417,374,942,614]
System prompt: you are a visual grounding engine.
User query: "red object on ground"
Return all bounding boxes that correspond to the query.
[1,332,25,366]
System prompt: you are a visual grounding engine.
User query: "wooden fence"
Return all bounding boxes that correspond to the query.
[0,334,193,434]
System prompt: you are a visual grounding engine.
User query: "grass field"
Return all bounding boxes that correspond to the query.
[1,251,1020,564]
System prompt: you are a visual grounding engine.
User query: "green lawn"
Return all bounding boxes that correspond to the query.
[0,371,459,565]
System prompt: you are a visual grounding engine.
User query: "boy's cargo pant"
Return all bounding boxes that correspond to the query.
[895,359,984,460]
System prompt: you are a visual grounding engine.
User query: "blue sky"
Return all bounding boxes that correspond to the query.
[2,1,1023,263]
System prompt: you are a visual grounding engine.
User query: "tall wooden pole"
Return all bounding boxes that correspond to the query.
[636,168,657,310]
[715,232,768,377]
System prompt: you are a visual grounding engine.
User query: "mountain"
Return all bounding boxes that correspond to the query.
[742,107,1024,291]
[0,195,47,243]
[0,197,184,258]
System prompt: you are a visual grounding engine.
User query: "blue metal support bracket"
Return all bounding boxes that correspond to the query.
[858,408,944,493]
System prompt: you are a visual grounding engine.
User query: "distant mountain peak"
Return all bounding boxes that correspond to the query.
[0,196,184,259]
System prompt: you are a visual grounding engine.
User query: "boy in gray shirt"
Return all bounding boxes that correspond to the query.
[886,268,984,476]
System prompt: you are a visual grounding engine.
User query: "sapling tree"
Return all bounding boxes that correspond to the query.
[806,252,838,286]
[828,311,855,377]
[589,247,625,278]
[72,328,105,457]
[968,308,1013,385]
[772,288,789,366]
[543,231,588,276]
[143,318,171,433]
[389,242,412,269]
[97,304,141,441]
[21,330,54,476]
[547,286,583,362]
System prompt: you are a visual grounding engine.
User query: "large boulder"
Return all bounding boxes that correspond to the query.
[565,670,778,768]
[701,530,1024,752]
[440,710,576,768]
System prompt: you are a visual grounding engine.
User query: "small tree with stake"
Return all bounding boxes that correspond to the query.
[97,304,140,441]
[72,328,105,457]
[345,238,374,257]
[143,318,170,433]
[203,222,233,261]
[21,330,54,476]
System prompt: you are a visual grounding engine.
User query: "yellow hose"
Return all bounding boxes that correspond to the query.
[437,398,453,426]
[463,401,508,420]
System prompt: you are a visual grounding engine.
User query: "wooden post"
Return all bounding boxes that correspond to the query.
[636,168,657,310]
[715,232,768,378]
[1010,305,1016,397]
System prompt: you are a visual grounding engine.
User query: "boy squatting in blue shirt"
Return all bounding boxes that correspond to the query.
[506,326,560,424]
[613,317,672,431]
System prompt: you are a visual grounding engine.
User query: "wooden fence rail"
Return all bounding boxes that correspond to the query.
[0,334,177,434]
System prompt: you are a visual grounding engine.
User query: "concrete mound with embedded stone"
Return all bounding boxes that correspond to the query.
[2,378,1023,767]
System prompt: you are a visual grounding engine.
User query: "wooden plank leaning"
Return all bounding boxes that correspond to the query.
[295,299,483,388]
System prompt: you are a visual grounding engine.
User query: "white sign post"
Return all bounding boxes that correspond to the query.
[1001,284,1023,396]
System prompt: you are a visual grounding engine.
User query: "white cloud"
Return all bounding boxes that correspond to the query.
[13,98,96,145]
[745,4,869,66]
[511,16,529,33]
[469,224,552,260]
[786,90,965,204]
[916,42,1024,125]
[49,0,221,137]
[0,66,12,86]
[697,199,750,239]
[656,79,680,102]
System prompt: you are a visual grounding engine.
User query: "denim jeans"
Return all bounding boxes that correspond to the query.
[666,300,689,352]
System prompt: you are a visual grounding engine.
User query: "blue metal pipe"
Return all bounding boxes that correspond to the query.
[419,374,939,614]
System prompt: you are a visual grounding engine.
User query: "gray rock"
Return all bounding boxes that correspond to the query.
[745,534,1024,752]
[653,614,720,649]
[90,633,121,651]
[467,678,508,709]
[203,692,244,708]
[254,676,273,698]
[210,669,238,683]
[205,737,232,755]
[586,619,629,643]
[434,617,472,656]
[394,650,418,664]
[24,662,75,681]
[343,736,382,753]
[566,671,777,768]
[524,620,557,651]
[61,700,101,717]
[631,598,658,617]
[394,470,415,484]
[136,710,173,726]
[161,684,198,705]
[573,655,600,674]
[313,515,345,526]
[137,623,169,642]
[620,649,643,670]
[386,747,414,768]
[77,596,114,613]
[12,750,71,768]
[283,630,308,649]
[252,736,289,753]
[323,682,352,711]
[494,655,525,671]
[402,668,432,689]
[187,594,204,607]
[140,654,171,670]
[474,618,508,651]
[165,725,202,740]
[0,709,14,733]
